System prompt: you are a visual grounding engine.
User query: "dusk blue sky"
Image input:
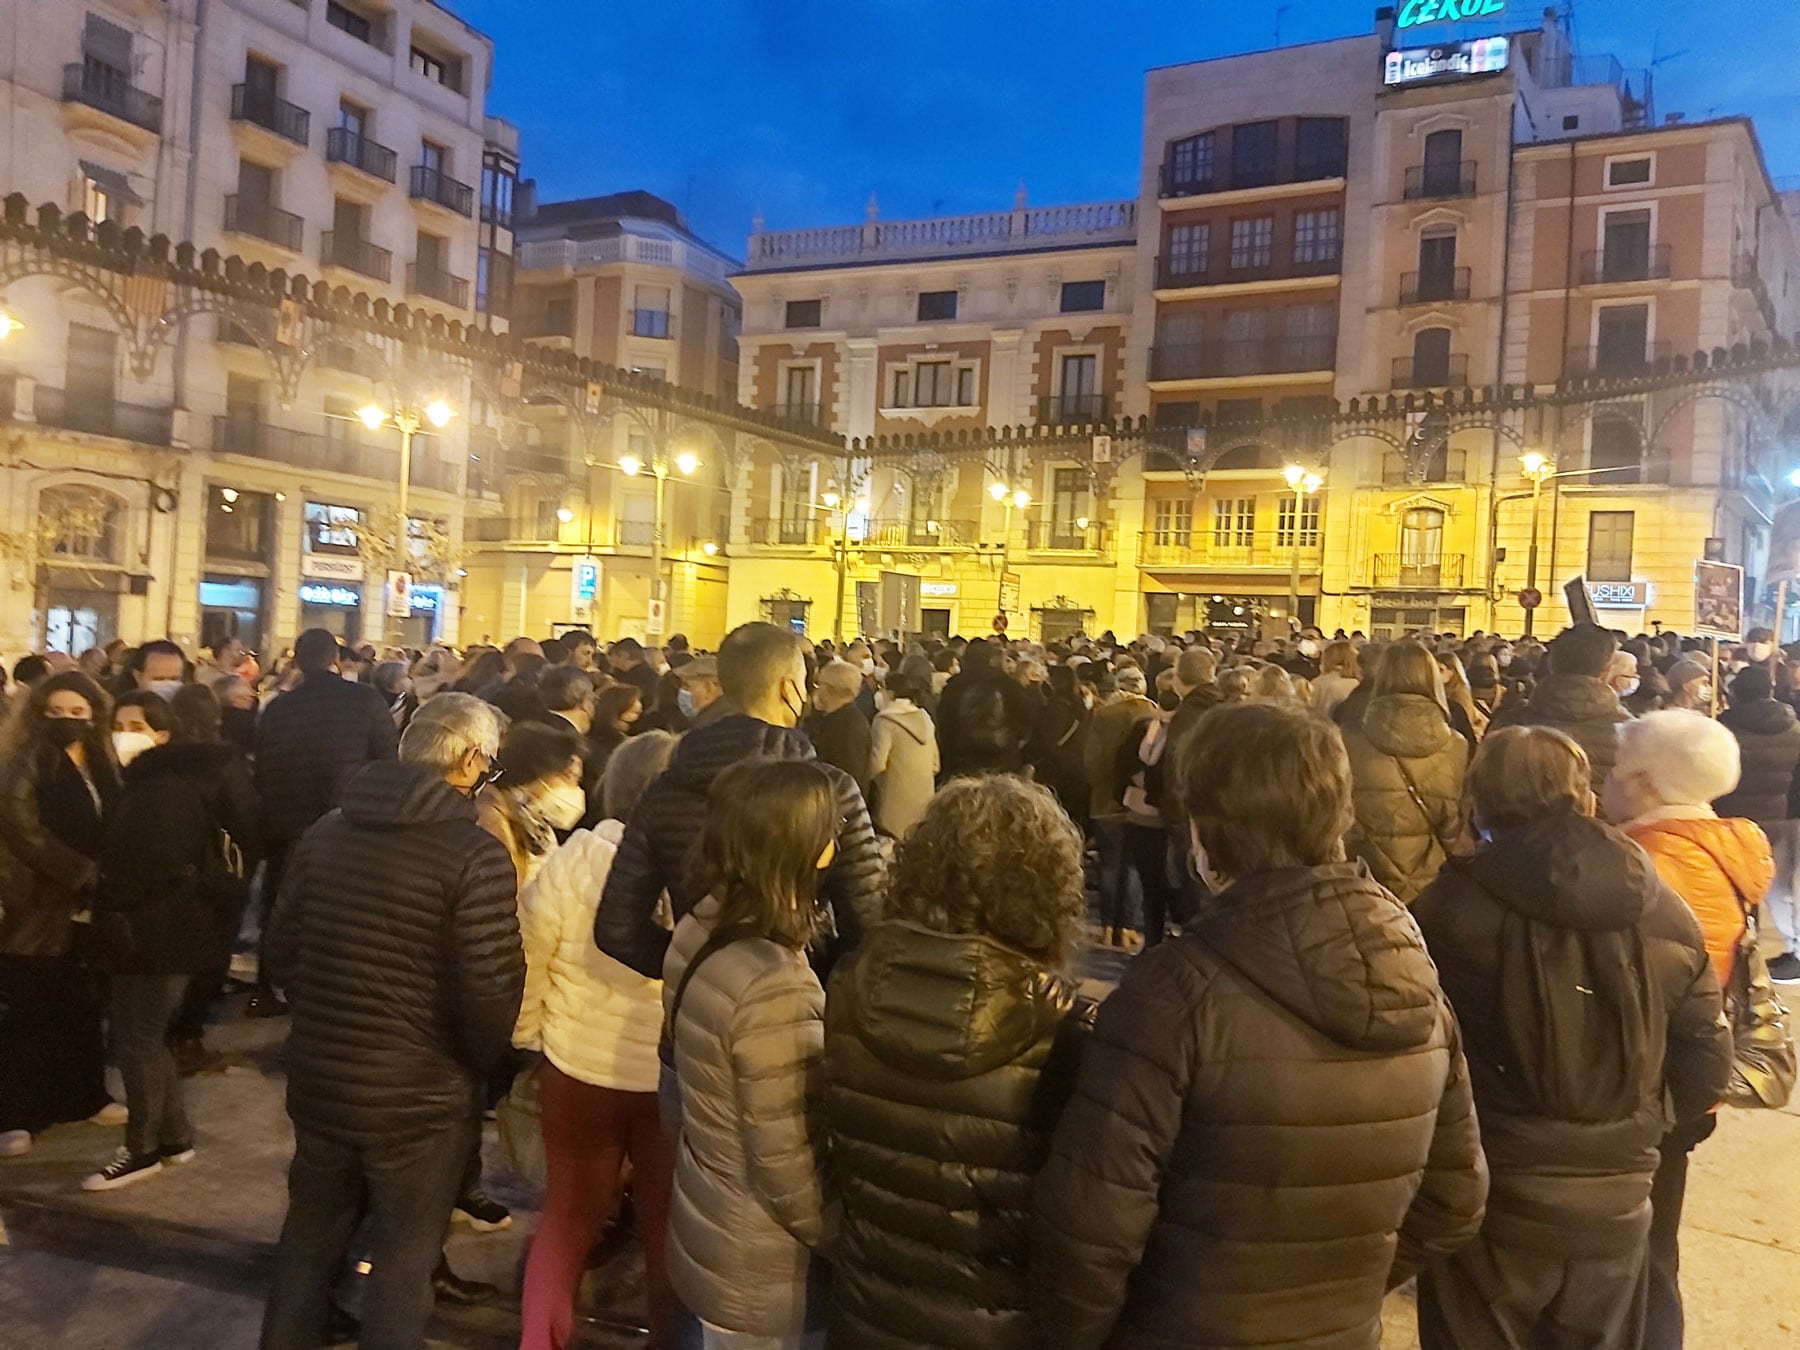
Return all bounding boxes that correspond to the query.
[451,0,1800,260]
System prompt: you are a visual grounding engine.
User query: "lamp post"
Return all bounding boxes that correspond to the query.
[819,484,869,640]
[619,446,698,640]
[989,478,1030,627]
[357,396,453,647]
[1282,463,1323,631]
[1520,450,1552,636]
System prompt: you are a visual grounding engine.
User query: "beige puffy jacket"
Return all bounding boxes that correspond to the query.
[663,899,835,1338]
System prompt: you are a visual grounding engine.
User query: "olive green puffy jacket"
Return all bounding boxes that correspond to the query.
[1343,693,1469,904]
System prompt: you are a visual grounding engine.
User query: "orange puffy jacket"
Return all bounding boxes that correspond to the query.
[1624,815,1773,987]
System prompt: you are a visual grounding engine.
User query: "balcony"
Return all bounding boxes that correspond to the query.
[1028,520,1110,552]
[325,126,397,183]
[1149,336,1335,383]
[215,415,459,491]
[1579,244,1672,286]
[62,61,162,134]
[1369,554,1467,589]
[409,164,474,216]
[1158,157,1347,200]
[745,198,1135,271]
[1566,340,1672,378]
[630,309,673,339]
[750,517,826,546]
[407,261,470,307]
[1037,393,1110,425]
[1391,354,1470,389]
[1137,531,1322,569]
[36,387,172,444]
[771,401,823,425]
[1403,161,1477,201]
[864,519,979,548]
[1156,253,1340,291]
[321,230,392,282]
[517,310,573,340]
[1399,267,1471,305]
[230,84,309,146]
[616,520,655,548]
[224,195,303,252]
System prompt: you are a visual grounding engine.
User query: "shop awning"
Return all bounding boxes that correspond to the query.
[78,160,144,207]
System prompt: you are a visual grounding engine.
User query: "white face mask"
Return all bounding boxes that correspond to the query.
[677,689,698,720]
[1617,677,1640,698]
[145,678,184,702]
[1187,824,1232,896]
[1298,639,1321,658]
[859,658,875,676]
[537,782,588,831]
[875,689,893,711]
[1749,643,1774,663]
[1693,683,1713,706]
[112,730,158,765]
[1496,650,1513,668]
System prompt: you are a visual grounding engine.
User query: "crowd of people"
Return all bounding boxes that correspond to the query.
[0,612,1793,1350]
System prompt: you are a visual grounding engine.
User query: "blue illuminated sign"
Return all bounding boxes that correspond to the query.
[299,583,360,607]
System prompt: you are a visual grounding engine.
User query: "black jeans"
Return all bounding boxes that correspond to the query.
[110,973,192,1158]
[261,1117,474,1350]
[1644,1112,1718,1350]
[1124,824,1178,947]
[0,952,111,1134]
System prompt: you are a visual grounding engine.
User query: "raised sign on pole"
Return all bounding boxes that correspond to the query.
[1695,560,1744,638]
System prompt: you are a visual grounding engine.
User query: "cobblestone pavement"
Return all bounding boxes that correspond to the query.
[1,974,1795,1349]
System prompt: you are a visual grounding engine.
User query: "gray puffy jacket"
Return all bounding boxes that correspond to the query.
[664,900,835,1338]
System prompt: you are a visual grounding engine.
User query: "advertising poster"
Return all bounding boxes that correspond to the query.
[1694,560,1744,638]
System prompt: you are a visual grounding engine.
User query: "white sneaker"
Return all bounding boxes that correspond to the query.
[88,1102,129,1128]
[160,1144,196,1166]
[0,1129,31,1158]
[81,1148,164,1192]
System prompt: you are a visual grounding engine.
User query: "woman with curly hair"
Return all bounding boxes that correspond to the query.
[0,670,124,1158]
[823,775,1093,1350]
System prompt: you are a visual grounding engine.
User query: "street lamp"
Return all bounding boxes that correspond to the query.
[1283,464,1323,631]
[0,309,22,341]
[357,395,456,646]
[617,443,697,640]
[988,479,1030,626]
[1520,450,1553,636]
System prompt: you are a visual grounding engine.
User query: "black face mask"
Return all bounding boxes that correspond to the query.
[1158,689,1181,712]
[44,718,91,748]
[467,763,502,798]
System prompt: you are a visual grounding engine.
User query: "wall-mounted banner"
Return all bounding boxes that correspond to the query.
[1397,0,1507,30]
[1383,36,1509,85]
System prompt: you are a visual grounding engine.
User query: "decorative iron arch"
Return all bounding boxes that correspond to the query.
[0,253,158,375]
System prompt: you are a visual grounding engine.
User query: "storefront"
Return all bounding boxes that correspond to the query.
[34,486,133,654]
[402,582,447,648]
[199,485,275,655]
[297,580,364,638]
[300,502,368,642]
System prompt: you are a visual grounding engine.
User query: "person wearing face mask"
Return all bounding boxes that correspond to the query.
[594,622,883,982]
[85,683,261,1190]
[112,690,173,766]
[1488,624,1632,791]
[250,628,399,1019]
[1662,657,1712,713]
[802,661,875,798]
[0,671,126,1161]
[1032,702,1487,1349]
[475,721,588,891]
[674,655,728,729]
[260,693,522,1350]
[130,638,190,704]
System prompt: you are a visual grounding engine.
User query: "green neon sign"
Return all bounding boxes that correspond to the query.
[1397,0,1507,28]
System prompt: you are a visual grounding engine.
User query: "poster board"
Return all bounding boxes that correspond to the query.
[1694,560,1744,638]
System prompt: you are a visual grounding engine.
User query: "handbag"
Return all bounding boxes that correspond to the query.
[495,1060,546,1187]
[1721,892,1797,1109]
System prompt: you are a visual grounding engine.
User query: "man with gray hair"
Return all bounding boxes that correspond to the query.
[261,692,523,1350]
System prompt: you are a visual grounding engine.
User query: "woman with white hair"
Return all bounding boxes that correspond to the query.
[1602,709,1774,1350]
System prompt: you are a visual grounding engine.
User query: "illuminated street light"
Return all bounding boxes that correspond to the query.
[853,496,870,516]
[821,489,840,509]
[357,403,387,431]
[1787,468,1800,489]
[424,398,454,429]
[220,487,239,503]
[1283,464,1324,629]
[619,454,644,477]
[1012,488,1030,510]
[989,480,1009,502]
[556,506,575,524]
[702,540,720,557]
[0,309,22,341]
[1521,450,1551,481]
[674,451,699,476]
[1076,515,1090,530]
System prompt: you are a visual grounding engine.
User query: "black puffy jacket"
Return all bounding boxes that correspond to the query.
[1031,863,1488,1349]
[594,714,882,977]
[1412,814,1732,1258]
[94,741,260,975]
[1485,673,1630,789]
[936,670,1032,778]
[266,761,522,1142]
[1715,696,1800,826]
[255,672,399,846]
[825,922,1091,1350]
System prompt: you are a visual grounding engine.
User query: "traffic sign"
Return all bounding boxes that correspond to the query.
[1518,586,1543,610]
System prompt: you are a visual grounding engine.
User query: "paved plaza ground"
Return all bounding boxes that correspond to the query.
[0,977,1795,1349]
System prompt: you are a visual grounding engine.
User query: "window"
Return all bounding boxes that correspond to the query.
[40,486,122,563]
[66,324,117,402]
[1060,280,1105,313]
[1562,114,1580,131]
[913,361,956,407]
[243,55,279,101]
[782,365,816,415]
[420,139,446,174]
[225,372,264,426]
[1167,132,1216,194]
[1231,120,1279,186]
[633,284,672,337]
[1153,499,1192,545]
[1059,353,1097,417]
[337,100,368,138]
[1587,511,1635,581]
[1284,304,1335,368]
[1601,209,1653,280]
[1422,129,1464,195]
[1418,229,1457,284]
[1292,209,1341,265]
[1212,498,1254,548]
[1230,217,1274,270]
[784,298,821,329]
[1294,117,1348,179]
[1399,508,1445,575]
[1411,327,1453,385]
[1154,400,1200,428]
[1276,495,1321,548]
[481,162,515,227]
[543,295,572,335]
[305,501,363,556]
[82,176,110,224]
[1223,309,1267,372]
[325,1,374,44]
[1594,304,1650,371]
[1608,157,1652,187]
[1166,223,1209,279]
[1216,398,1263,423]
[956,364,977,407]
[916,290,957,321]
[1590,416,1643,483]
[1051,468,1089,538]
[410,47,446,83]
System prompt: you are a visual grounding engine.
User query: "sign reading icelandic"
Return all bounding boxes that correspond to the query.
[1383,36,1509,85]
[1397,0,1507,29]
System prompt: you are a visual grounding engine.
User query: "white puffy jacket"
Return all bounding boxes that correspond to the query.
[513,818,663,1093]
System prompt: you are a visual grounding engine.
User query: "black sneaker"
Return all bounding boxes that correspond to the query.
[246,990,289,1019]
[452,1190,512,1232]
[82,1148,164,1192]
[1768,952,1800,985]
[431,1256,498,1305]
